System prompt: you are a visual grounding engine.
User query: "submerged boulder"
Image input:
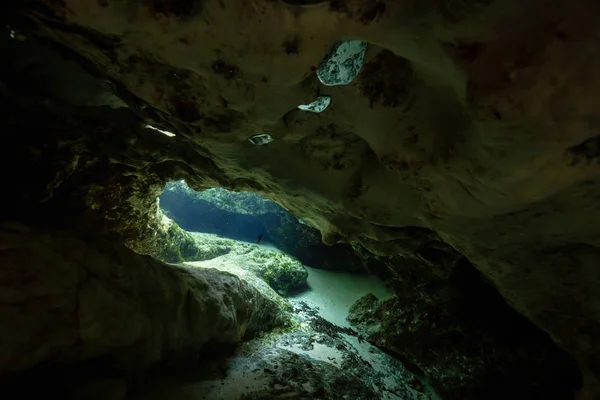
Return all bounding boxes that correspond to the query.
[186,239,308,296]
[245,249,309,295]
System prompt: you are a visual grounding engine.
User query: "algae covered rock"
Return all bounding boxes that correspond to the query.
[151,205,231,263]
[185,238,308,296]
[246,249,309,295]
[163,180,283,216]
[346,293,382,337]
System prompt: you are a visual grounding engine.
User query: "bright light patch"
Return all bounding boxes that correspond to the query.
[144,124,176,137]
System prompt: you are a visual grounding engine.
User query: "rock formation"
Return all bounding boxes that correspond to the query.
[347,259,582,399]
[146,203,213,262]
[185,232,310,295]
[2,0,600,398]
[0,223,286,375]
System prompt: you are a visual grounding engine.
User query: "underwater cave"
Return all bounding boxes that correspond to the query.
[1,1,599,399]
[156,181,367,271]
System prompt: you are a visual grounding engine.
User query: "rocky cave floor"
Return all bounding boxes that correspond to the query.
[133,304,435,400]
[136,236,439,400]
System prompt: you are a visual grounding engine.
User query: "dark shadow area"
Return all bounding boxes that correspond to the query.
[279,0,329,5]
[0,343,239,400]
[447,260,583,400]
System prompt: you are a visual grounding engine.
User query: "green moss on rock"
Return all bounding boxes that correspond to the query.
[246,249,308,295]
[149,204,231,263]
[184,234,308,297]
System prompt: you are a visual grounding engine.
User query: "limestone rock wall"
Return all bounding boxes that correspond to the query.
[0,223,285,375]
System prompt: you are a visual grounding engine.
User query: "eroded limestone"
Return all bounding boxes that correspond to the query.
[0,224,286,374]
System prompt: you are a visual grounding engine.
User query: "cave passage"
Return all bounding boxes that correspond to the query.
[153,180,384,296]
[157,179,395,316]
[157,180,367,272]
[145,181,583,400]
[139,181,440,399]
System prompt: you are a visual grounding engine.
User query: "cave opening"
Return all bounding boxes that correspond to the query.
[153,179,396,316]
[155,180,365,270]
[1,1,596,399]
[135,180,436,398]
[142,180,584,400]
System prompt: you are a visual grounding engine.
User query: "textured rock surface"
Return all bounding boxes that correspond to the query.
[1,277,431,400]
[3,0,600,397]
[128,295,436,400]
[147,204,217,263]
[186,237,309,296]
[244,249,309,295]
[317,40,368,86]
[163,181,284,217]
[0,223,285,375]
[347,263,583,400]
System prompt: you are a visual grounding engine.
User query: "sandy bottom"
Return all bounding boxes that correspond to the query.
[290,266,393,327]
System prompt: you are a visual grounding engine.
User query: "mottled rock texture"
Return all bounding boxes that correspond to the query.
[0,223,285,374]
[148,204,232,263]
[184,233,309,296]
[2,0,600,397]
[348,260,582,400]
